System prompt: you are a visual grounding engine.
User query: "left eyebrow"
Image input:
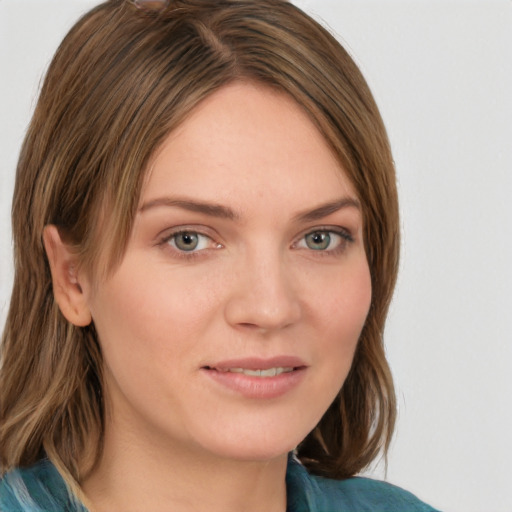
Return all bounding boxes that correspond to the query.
[293,197,361,223]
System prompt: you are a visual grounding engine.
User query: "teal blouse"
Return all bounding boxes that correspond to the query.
[0,455,439,511]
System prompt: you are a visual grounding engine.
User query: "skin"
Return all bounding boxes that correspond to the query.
[45,81,372,512]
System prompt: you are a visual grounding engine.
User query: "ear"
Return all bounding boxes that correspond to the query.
[43,225,92,327]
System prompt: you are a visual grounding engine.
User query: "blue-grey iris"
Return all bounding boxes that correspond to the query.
[305,232,330,250]
[174,232,199,251]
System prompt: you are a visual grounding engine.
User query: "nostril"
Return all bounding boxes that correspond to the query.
[239,322,262,329]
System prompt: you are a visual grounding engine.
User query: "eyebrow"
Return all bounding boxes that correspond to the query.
[139,196,360,222]
[139,197,239,220]
[293,197,361,222]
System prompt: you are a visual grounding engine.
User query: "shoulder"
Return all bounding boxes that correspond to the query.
[309,474,440,512]
[286,456,441,512]
[0,459,86,512]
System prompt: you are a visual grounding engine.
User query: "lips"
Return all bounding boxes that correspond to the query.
[203,356,307,372]
[217,367,294,377]
[201,356,307,398]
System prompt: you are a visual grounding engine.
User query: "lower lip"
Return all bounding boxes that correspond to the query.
[201,368,307,399]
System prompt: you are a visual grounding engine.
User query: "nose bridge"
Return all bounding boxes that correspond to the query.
[224,241,301,331]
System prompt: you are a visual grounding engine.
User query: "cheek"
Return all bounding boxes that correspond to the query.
[315,256,372,335]
[89,264,220,377]
[284,258,371,438]
[312,259,372,376]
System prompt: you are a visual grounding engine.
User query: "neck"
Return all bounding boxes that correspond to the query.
[81,418,288,512]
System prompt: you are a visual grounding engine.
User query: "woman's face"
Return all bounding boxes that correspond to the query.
[84,81,371,462]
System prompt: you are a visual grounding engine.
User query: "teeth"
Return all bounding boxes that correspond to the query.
[222,367,294,377]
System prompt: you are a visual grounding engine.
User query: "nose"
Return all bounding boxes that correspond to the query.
[224,249,302,333]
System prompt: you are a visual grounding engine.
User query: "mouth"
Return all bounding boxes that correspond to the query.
[201,357,307,398]
[203,366,297,378]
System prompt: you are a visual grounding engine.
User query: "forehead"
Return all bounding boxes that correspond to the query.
[142,81,357,213]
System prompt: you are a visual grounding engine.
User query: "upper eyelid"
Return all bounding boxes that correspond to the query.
[157,225,219,242]
[161,232,215,249]
[294,225,354,242]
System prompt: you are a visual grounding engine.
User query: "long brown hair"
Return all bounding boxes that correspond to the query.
[0,0,398,490]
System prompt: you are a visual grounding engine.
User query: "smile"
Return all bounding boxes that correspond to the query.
[212,367,295,377]
[201,358,307,399]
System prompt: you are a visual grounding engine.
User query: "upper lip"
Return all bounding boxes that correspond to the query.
[203,356,307,371]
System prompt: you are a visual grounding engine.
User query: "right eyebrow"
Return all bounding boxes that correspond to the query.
[138,197,240,221]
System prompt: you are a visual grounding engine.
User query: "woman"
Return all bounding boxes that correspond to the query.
[0,0,438,510]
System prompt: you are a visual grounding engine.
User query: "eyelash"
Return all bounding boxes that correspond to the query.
[159,229,221,261]
[292,227,354,257]
[158,226,354,261]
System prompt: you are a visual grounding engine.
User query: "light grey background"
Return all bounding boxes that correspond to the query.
[1,1,511,511]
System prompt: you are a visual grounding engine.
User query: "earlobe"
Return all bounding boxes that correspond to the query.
[43,225,92,327]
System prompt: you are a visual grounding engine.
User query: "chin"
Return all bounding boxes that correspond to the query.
[192,422,307,463]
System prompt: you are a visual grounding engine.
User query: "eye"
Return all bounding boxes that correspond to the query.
[167,231,214,252]
[295,229,353,253]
